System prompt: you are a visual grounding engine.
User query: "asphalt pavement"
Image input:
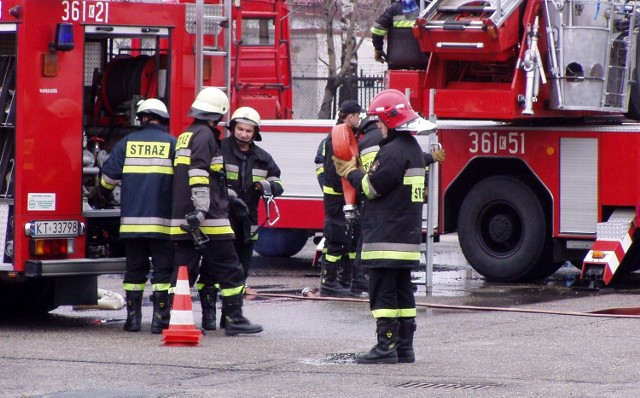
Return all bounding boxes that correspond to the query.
[1,234,640,398]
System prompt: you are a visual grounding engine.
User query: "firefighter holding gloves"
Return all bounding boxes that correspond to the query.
[221,107,284,285]
[97,98,176,334]
[333,89,434,364]
[170,87,262,336]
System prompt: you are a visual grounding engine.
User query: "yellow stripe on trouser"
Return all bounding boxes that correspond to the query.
[123,283,146,292]
[398,308,417,317]
[220,285,245,297]
[152,283,171,292]
[371,308,417,318]
[372,309,398,318]
[197,282,220,290]
[325,253,341,263]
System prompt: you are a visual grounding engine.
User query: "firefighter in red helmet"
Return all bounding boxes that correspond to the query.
[333,89,435,364]
[170,87,262,336]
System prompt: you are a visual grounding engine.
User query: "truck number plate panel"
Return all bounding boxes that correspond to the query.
[31,220,80,238]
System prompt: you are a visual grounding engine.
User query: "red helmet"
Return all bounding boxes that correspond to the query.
[367,89,421,129]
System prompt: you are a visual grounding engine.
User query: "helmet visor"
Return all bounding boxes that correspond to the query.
[396,117,437,134]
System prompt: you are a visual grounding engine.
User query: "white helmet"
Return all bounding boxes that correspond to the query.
[188,87,229,122]
[229,106,262,141]
[136,98,169,120]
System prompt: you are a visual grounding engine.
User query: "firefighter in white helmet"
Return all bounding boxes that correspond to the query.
[170,87,262,335]
[97,98,176,334]
[333,89,436,364]
[221,107,283,291]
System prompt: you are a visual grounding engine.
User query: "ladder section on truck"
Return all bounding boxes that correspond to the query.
[580,208,637,289]
[188,0,232,97]
[418,0,524,58]
[545,0,638,112]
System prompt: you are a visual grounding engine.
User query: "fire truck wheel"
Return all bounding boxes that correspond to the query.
[457,175,547,282]
[0,279,56,316]
[254,228,309,258]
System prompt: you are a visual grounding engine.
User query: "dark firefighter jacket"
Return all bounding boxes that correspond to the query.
[315,130,351,239]
[100,123,175,239]
[346,131,426,269]
[221,137,284,237]
[171,120,234,240]
[359,124,437,175]
[370,1,414,52]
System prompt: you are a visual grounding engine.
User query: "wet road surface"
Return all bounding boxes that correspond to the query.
[2,234,640,397]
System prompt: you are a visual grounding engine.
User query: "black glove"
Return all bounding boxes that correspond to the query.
[89,186,113,209]
[230,196,250,218]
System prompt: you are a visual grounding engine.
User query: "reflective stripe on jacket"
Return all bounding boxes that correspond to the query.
[100,123,175,239]
[221,137,283,226]
[346,131,425,269]
[171,120,234,240]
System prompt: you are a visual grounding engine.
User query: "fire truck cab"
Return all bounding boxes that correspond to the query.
[0,0,299,313]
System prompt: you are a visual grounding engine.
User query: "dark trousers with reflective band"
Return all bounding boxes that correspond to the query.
[368,268,415,318]
[233,239,254,279]
[324,221,359,265]
[123,238,174,290]
[174,240,245,294]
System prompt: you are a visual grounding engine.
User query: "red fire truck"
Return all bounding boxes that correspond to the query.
[386,0,640,288]
[0,0,329,313]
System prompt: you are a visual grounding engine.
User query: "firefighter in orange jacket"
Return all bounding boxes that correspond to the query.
[170,87,262,335]
[98,98,176,334]
[333,89,436,364]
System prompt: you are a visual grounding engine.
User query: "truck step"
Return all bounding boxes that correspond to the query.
[579,208,637,289]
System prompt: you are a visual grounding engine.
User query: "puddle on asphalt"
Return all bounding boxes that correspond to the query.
[410,263,601,308]
[301,352,357,365]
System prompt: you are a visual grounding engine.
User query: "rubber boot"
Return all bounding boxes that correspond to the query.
[123,290,143,332]
[320,258,346,296]
[222,294,263,336]
[350,260,368,296]
[199,286,217,330]
[355,318,399,364]
[397,318,416,363]
[336,257,352,289]
[150,291,171,334]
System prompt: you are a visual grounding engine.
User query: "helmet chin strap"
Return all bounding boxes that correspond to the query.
[234,135,253,150]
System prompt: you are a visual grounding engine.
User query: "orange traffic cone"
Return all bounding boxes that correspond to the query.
[162,265,202,346]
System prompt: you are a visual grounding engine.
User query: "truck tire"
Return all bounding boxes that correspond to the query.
[457,175,547,281]
[254,228,308,258]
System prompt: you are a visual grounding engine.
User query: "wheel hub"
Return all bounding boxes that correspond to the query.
[487,214,512,243]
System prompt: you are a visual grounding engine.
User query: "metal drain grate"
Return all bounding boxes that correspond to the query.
[396,381,494,391]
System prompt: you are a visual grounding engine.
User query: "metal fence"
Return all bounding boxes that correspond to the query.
[292,72,385,119]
